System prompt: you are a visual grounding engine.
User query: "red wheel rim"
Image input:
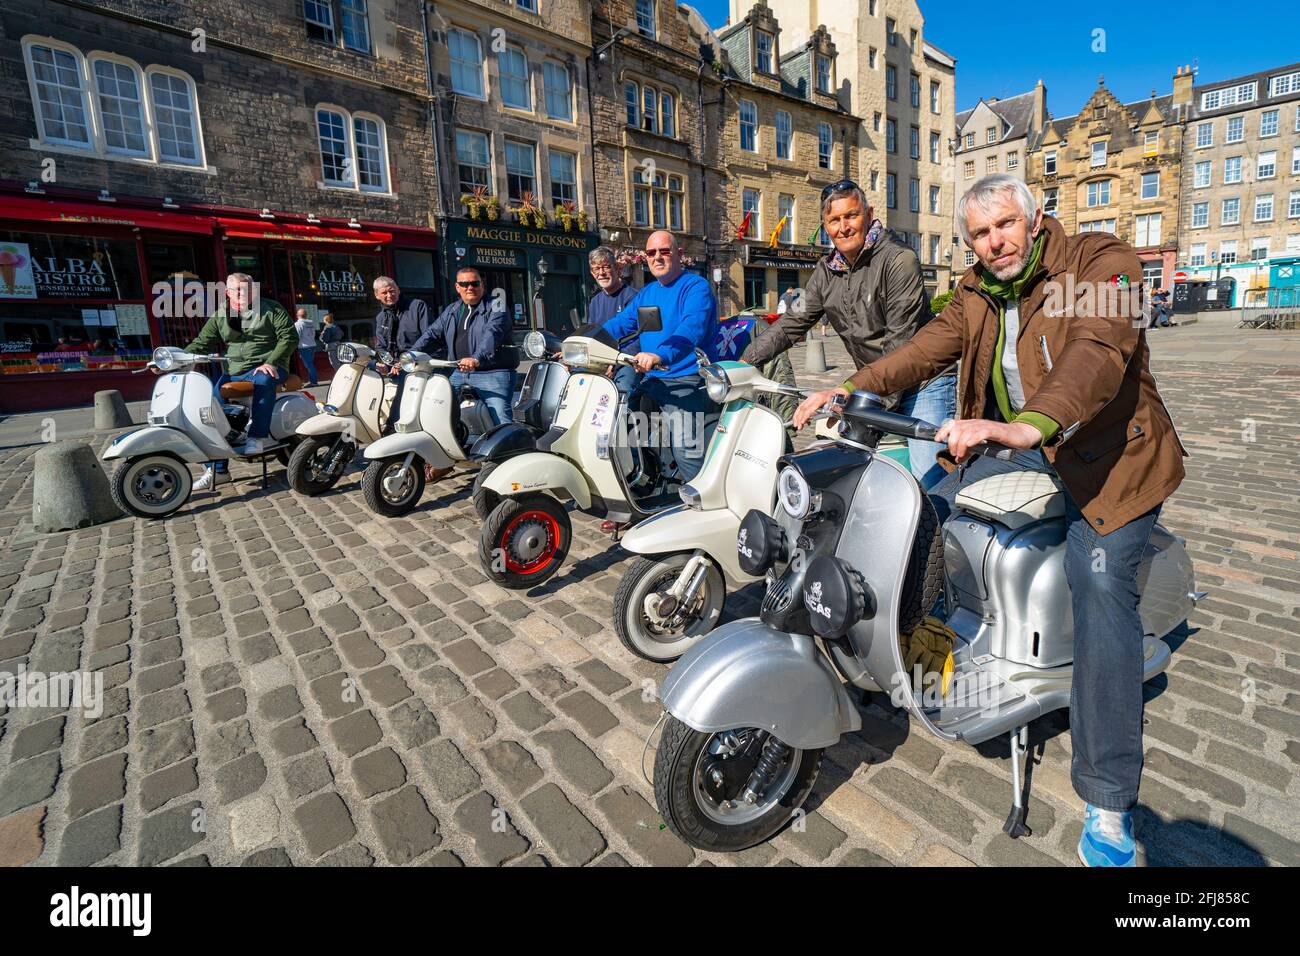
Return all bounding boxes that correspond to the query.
[500,509,561,575]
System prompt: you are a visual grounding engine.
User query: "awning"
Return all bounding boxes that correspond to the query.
[0,194,215,235]
[217,217,392,245]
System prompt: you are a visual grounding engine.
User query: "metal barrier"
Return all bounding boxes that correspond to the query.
[1237,307,1299,330]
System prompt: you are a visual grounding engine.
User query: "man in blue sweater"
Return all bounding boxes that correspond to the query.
[600,230,720,483]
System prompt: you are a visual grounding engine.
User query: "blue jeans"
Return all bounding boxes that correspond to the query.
[211,365,285,472]
[635,375,720,482]
[298,346,318,385]
[897,374,958,490]
[928,449,1161,811]
[450,369,513,431]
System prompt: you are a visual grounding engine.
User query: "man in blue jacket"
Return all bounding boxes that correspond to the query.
[410,265,512,427]
[600,230,719,483]
[372,275,432,427]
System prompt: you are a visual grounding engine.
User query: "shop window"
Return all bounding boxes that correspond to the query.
[394,249,438,296]
[290,251,385,329]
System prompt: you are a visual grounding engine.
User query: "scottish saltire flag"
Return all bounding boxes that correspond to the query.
[709,315,757,362]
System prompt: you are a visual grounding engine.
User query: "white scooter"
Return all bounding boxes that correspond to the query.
[360,349,496,516]
[610,360,796,662]
[103,347,315,518]
[287,343,399,495]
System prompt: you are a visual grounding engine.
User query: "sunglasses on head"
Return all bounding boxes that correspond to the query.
[457,279,482,288]
[820,179,861,201]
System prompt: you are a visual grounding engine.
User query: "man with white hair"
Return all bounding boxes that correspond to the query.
[795,174,1188,867]
[372,275,431,426]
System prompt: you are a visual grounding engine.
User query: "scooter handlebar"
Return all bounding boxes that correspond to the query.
[832,396,1017,460]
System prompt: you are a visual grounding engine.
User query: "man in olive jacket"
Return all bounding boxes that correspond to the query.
[795,175,1188,866]
[184,273,298,482]
[743,181,956,487]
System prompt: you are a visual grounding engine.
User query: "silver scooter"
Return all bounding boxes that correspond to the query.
[652,393,1201,852]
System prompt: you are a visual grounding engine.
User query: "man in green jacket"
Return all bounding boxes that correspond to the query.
[185,273,297,486]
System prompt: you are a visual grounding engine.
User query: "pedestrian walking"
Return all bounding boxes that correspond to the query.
[294,307,319,386]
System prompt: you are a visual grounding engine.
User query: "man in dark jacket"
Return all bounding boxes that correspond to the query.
[742,181,956,487]
[372,275,431,425]
[410,265,512,427]
[795,175,1188,867]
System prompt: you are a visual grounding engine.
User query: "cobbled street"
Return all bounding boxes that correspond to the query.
[0,315,1297,867]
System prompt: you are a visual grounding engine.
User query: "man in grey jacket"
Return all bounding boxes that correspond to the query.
[741,181,957,487]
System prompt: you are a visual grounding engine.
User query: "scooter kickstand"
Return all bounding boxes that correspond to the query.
[1003,724,1032,839]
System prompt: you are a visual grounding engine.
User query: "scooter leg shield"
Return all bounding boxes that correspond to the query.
[659,620,861,750]
[620,506,754,583]
[482,453,591,509]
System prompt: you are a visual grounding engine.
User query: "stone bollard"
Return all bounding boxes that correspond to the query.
[93,390,134,430]
[804,338,827,374]
[31,441,122,533]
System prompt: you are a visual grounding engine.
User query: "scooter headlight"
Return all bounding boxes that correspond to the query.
[152,347,181,371]
[700,364,731,404]
[398,351,419,374]
[337,343,357,364]
[524,330,547,360]
[777,466,818,520]
[561,340,589,367]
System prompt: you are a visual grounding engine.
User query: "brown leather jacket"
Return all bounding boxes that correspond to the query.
[847,216,1188,534]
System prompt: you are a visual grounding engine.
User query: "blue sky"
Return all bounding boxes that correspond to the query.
[692,0,1299,116]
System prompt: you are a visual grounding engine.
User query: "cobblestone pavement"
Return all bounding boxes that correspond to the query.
[0,317,1296,867]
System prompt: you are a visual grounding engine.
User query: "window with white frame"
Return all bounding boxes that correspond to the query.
[930,131,940,163]
[624,81,639,127]
[1255,194,1274,221]
[1200,82,1255,110]
[910,72,920,108]
[1260,109,1279,137]
[1221,197,1240,225]
[26,40,91,147]
[1195,122,1212,148]
[963,132,973,149]
[1043,187,1058,216]
[963,160,974,179]
[1135,212,1161,247]
[1191,201,1208,228]
[1293,146,1300,175]
[1143,130,1158,156]
[642,86,658,133]
[1087,180,1111,207]
[930,80,940,113]
[1142,263,1163,290]
[1044,149,1056,175]
[304,0,372,53]
[776,110,792,160]
[448,28,484,98]
[339,0,371,53]
[1270,70,1300,96]
[660,91,675,138]
[1189,243,1207,267]
[304,0,336,43]
[315,107,389,192]
[929,184,940,214]
[316,108,353,186]
[739,99,757,151]
[1258,150,1276,178]
[818,123,832,169]
[964,249,976,267]
[455,129,491,194]
[1289,190,1300,219]
[1194,160,1211,188]
[929,234,940,264]
[816,55,831,94]
[549,149,576,207]
[635,0,656,38]
[1224,155,1242,183]
[868,47,877,70]
[352,114,388,191]
[777,194,794,243]
[1007,151,1019,170]
[1226,115,1243,143]
[91,57,147,157]
[1079,219,1116,234]
[499,46,530,111]
[886,173,896,209]
[1141,171,1159,200]
[505,139,535,201]
[755,31,774,74]
[1289,234,1300,252]
[148,69,203,165]
[1091,141,1107,167]
[1251,236,1269,261]
[741,188,760,238]
[1296,105,1300,131]
[543,61,571,121]
[909,178,920,213]
[986,126,996,145]
[668,174,684,231]
[1219,239,1237,264]
[909,125,920,160]
[873,112,881,132]
[632,167,649,225]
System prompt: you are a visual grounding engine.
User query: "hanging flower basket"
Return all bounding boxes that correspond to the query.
[462,185,492,221]
[484,195,500,221]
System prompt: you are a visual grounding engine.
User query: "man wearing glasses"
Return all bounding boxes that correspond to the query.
[742,179,957,488]
[372,275,432,428]
[600,230,720,483]
[588,245,639,395]
[411,265,513,429]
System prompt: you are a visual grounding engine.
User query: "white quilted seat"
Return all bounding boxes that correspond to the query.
[954,471,1065,530]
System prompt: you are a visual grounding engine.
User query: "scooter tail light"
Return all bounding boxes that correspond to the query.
[302,391,316,402]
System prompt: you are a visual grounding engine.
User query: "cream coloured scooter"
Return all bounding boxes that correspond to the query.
[360,349,496,516]
[287,343,398,495]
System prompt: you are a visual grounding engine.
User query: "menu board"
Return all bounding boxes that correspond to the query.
[114,303,150,336]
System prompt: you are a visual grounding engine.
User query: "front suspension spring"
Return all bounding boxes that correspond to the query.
[741,736,790,804]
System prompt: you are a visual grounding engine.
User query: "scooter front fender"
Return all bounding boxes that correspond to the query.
[297,414,357,438]
[659,619,861,750]
[364,431,452,469]
[483,452,591,509]
[102,426,208,464]
[620,505,756,584]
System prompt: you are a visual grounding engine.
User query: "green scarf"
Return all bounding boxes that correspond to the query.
[978,233,1058,442]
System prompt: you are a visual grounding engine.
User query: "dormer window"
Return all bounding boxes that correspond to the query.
[755,31,774,74]
[816,54,831,94]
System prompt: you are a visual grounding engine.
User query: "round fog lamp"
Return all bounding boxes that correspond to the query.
[778,466,814,519]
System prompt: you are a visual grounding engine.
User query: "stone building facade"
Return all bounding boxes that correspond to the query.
[1027,75,1187,292]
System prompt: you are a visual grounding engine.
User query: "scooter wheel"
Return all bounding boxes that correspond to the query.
[613,554,726,662]
[110,454,193,519]
[361,455,426,517]
[471,462,500,520]
[287,436,354,496]
[479,494,571,590]
[653,716,821,853]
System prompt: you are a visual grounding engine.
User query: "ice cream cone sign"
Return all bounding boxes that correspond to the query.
[0,244,33,298]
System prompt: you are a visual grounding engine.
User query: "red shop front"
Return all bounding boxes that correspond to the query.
[0,190,439,414]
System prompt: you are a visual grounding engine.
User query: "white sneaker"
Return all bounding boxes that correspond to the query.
[238,436,267,456]
[192,466,223,491]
